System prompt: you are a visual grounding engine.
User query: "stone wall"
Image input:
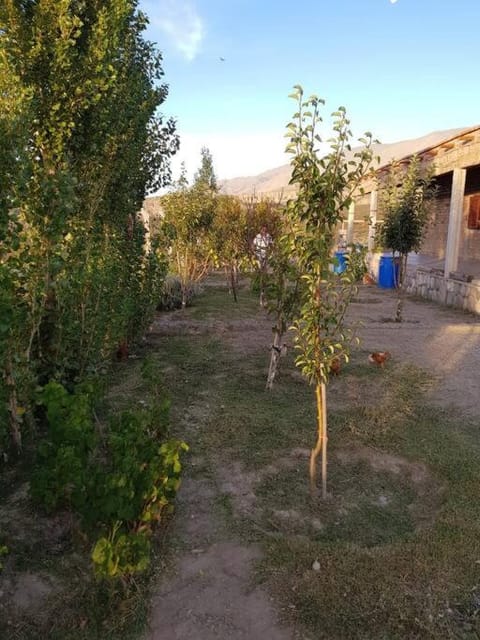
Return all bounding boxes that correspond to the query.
[422,196,450,258]
[405,267,480,314]
[383,188,480,262]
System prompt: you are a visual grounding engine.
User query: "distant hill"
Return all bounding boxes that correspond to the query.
[218,126,473,198]
[218,164,294,200]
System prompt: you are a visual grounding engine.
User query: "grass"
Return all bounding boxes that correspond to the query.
[2,279,479,639]
[150,282,480,639]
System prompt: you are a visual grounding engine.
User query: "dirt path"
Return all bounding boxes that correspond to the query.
[144,283,480,640]
[145,433,297,639]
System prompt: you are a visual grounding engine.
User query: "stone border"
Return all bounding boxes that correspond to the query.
[406,267,480,314]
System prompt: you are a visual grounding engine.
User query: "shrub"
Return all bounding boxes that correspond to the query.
[157,275,195,310]
[30,378,188,579]
[346,243,368,282]
[31,381,98,511]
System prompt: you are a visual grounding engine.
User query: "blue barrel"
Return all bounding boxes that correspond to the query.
[378,256,399,288]
[334,251,347,274]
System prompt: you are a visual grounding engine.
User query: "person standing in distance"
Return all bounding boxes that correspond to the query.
[252,226,273,270]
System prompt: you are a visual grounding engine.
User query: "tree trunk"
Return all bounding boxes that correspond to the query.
[395,253,408,323]
[266,326,284,390]
[5,357,22,452]
[233,262,239,287]
[230,265,238,303]
[259,266,266,308]
[321,382,328,499]
[309,382,327,498]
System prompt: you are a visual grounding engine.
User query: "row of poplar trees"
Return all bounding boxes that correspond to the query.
[0,1,178,454]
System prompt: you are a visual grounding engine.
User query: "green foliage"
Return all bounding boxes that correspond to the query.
[345,243,368,282]
[90,435,187,578]
[159,185,215,306]
[378,155,437,256]
[31,378,188,579]
[377,155,436,321]
[282,85,377,495]
[211,195,249,268]
[31,381,97,511]
[285,85,376,384]
[0,0,177,449]
[92,525,151,579]
[265,220,304,332]
[193,146,218,191]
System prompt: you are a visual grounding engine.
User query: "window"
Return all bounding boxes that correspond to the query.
[467,195,480,230]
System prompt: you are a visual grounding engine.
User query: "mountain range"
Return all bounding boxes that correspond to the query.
[218,126,471,199]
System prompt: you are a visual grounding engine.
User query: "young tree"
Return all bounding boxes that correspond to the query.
[245,197,282,307]
[210,195,249,302]
[285,86,376,498]
[194,146,217,191]
[264,224,303,390]
[159,186,215,307]
[377,156,436,322]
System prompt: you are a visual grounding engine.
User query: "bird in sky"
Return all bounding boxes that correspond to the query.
[219,57,225,62]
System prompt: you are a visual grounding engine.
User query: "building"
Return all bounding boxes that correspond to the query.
[346,126,480,314]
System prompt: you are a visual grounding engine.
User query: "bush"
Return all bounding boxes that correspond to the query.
[31,381,97,511]
[30,378,188,579]
[157,275,194,310]
[346,243,368,282]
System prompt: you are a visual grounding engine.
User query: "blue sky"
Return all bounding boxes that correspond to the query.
[139,0,479,181]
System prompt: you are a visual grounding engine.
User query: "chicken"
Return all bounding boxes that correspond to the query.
[368,351,390,367]
[330,357,341,376]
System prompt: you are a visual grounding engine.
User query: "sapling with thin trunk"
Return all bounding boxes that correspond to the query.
[265,222,303,390]
[284,86,377,498]
[377,156,437,322]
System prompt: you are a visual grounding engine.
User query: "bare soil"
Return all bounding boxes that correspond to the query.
[349,286,480,415]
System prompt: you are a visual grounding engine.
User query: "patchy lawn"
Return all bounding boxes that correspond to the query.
[146,278,480,640]
[1,277,479,639]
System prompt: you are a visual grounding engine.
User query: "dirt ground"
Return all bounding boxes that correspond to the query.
[144,284,480,640]
[350,288,480,415]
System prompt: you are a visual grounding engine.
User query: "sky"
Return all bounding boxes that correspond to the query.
[139,0,479,183]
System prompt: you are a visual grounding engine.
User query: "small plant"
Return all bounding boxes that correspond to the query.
[265,223,303,390]
[0,544,8,571]
[157,275,194,310]
[345,243,368,282]
[92,524,150,579]
[31,381,98,512]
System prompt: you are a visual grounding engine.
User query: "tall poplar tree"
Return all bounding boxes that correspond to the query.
[0,0,178,447]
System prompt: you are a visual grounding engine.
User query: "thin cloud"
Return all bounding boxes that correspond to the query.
[146,0,205,61]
